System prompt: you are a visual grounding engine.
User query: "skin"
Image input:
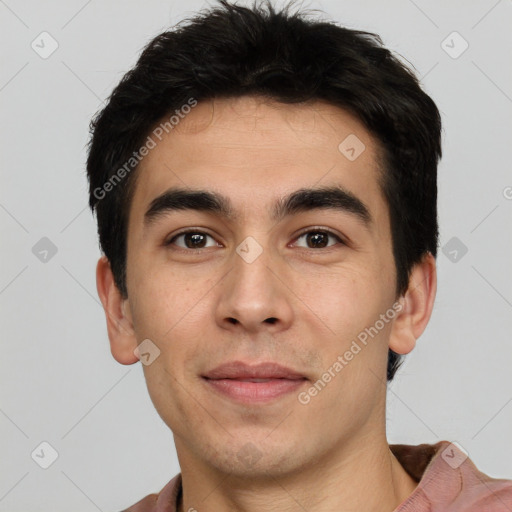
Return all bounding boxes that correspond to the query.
[96,96,437,512]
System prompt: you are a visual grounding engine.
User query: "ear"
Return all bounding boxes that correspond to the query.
[96,255,139,364]
[388,252,437,355]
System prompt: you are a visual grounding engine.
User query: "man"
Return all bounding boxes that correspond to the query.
[86,1,512,510]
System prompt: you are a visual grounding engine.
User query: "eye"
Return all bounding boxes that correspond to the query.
[165,230,220,250]
[164,227,345,252]
[292,229,345,249]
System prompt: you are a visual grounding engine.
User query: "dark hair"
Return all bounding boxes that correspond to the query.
[86,0,442,381]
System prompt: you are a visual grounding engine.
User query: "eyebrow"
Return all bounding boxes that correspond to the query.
[143,185,372,229]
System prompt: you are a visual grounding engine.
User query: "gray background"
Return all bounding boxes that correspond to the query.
[1,0,511,510]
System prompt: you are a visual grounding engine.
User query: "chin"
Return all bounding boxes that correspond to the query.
[207,438,306,480]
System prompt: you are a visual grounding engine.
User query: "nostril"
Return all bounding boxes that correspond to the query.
[265,317,278,324]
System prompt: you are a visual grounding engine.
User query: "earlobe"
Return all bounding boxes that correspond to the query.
[96,255,140,365]
[389,252,437,355]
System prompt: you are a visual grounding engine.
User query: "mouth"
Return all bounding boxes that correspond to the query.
[202,376,307,403]
[201,361,308,403]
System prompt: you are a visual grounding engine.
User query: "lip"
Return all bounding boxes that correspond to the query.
[202,361,308,404]
[203,361,306,380]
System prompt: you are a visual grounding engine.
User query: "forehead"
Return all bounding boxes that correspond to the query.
[129,96,386,228]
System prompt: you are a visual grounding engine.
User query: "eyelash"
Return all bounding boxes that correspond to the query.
[164,227,346,252]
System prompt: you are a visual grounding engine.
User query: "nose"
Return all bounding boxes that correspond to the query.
[214,240,294,334]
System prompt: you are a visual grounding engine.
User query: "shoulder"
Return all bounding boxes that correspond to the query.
[461,465,512,511]
[120,473,182,512]
[393,440,512,511]
[121,493,158,512]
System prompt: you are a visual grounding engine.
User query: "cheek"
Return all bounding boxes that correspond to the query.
[298,264,393,392]
[129,285,174,340]
[128,268,219,396]
[297,264,379,337]
[127,259,202,338]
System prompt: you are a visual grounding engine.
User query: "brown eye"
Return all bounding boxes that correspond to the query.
[294,230,343,249]
[166,231,218,249]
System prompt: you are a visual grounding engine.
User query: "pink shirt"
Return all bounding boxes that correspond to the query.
[121,440,512,511]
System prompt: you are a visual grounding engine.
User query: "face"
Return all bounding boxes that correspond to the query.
[120,96,402,477]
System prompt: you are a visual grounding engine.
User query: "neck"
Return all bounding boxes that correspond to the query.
[175,433,418,512]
